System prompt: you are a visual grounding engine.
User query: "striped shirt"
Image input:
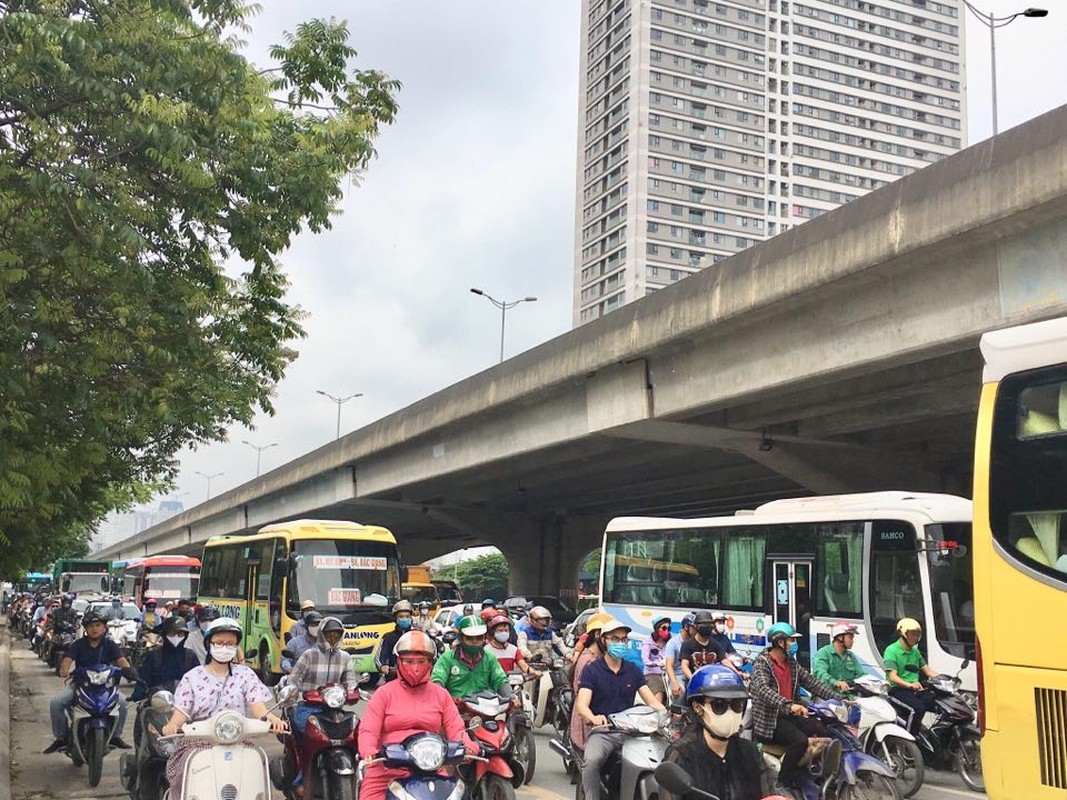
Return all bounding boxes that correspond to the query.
[289,642,357,692]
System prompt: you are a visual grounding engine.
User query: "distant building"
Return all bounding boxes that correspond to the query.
[91,500,184,553]
[573,0,965,324]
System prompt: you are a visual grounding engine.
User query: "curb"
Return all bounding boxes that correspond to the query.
[0,617,11,800]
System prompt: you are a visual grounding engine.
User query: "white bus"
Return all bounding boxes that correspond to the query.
[600,492,976,692]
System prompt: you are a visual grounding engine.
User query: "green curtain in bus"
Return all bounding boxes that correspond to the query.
[723,536,764,608]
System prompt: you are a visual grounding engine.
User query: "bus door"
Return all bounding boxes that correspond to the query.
[868,521,926,661]
[769,559,813,668]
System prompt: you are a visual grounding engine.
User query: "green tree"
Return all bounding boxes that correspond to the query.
[0,0,399,576]
[450,553,510,602]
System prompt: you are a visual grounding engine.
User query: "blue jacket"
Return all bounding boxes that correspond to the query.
[282,632,317,672]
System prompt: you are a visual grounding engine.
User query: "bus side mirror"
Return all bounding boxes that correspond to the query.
[400,566,409,582]
[101,577,109,591]
[274,557,289,577]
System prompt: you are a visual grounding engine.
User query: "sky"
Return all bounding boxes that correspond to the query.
[144,0,1067,517]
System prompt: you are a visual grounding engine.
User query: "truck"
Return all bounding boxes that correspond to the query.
[52,558,112,597]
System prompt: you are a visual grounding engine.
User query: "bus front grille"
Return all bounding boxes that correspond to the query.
[1036,687,1067,789]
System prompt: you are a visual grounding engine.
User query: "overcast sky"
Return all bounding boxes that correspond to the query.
[146,1,1067,515]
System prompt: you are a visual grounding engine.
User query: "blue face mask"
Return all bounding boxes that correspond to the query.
[397,617,412,630]
[607,642,628,660]
[788,641,799,657]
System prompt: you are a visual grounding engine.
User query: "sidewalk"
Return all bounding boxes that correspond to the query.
[1,617,12,800]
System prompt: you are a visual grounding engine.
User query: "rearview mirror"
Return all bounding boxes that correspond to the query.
[654,762,695,795]
[960,659,970,671]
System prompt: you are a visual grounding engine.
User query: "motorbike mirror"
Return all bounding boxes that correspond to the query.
[959,659,970,671]
[655,762,697,796]
[281,648,295,661]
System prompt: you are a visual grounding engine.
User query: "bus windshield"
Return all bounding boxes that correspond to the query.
[924,523,975,659]
[291,539,400,613]
[66,573,110,594]
[144,571,199,601]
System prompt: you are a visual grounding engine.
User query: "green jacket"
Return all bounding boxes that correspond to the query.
[811,643,866,685]
[432,646,508,698]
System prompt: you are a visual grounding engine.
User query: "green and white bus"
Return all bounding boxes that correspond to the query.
[197,519,402,682]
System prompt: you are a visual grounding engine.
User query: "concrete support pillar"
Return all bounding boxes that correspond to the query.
[425,508,607,599]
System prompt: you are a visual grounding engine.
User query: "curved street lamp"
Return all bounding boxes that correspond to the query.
[316,390,363,439]
[242,440,278,477]
[470,288,537,363]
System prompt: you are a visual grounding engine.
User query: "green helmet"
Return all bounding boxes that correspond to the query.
[456,614,488,637]
[766,622,800,643]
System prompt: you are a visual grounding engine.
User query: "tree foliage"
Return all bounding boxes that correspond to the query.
[447,553,510,602]
[0,0,399,577]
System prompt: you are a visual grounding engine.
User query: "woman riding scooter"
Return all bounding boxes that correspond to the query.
[160,618,288,797]
[357,630,479,800]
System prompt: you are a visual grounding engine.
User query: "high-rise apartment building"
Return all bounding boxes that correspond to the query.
[573,0,966,325]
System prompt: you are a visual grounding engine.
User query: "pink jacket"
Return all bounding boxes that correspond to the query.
[356,677,477,759]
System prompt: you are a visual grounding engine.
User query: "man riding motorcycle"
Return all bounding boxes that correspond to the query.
[812,623,866,692]
[45,610,136,753]
[375,601,415,681]
[281,611,322,672]
[660,664,773,800]
[139,599,163,632]
[883,617,940,735]
[432,615,512,699]
[131,616,199,702]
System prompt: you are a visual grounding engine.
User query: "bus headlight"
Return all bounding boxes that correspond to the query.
[214,712,245,744]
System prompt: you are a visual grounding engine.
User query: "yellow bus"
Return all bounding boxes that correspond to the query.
[975,317,1067,800]
[197,519,402,683]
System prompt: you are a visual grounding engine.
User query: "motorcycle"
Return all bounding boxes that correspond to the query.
[888,659,982,793]
[850,675,924,797]
[120,685,179,800]
[49,622,79,674]
[358,733,468,800]
[505,672,537,784]
[271,682,364,800]
[458,690,526,800]
[109,618,140,660]
[131,630,162,668]
[162,690,295,800]
[59,664,127,787]
[550,704,671,800]
[525,654,569,731]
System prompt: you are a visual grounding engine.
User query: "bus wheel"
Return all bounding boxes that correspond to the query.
[257,644,278,686]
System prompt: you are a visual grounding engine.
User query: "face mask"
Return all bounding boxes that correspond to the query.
[210,644,237,663]
[697,706,744,739]
[419,609,428,616]
[308,624,321,636]
[494,630,510,643]
[696,625,714,638]
[461,642,484,657]
[397,617,412,630]
[657,629,671,641]
[607,642,628,660]
[398,659,432,686]
[714,623,727,634]
[167,635,185,648]
[788,641,799,657]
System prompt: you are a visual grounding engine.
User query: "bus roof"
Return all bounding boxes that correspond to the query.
[606,491,971,531]
[125,555,201,567]
[981,316,1067,383]
[205,519,397,545]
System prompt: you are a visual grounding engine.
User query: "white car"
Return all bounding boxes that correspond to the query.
[433,604,471,633]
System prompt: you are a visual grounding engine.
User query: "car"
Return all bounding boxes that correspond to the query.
[502,595,578,633]
[86,601,142,621]
[433,603,469,632]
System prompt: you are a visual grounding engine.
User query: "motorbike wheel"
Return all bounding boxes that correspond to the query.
[955,734,984,793]
[878,736,924,798]
[837,770,901,800]
[513,724,537,784]
[478,773,517,800]
[324,771,355,800]
[86,727,106,787]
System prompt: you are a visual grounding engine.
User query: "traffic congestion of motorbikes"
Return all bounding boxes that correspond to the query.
[3,589,983,800]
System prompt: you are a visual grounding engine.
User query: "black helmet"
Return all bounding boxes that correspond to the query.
[320,616,344,636]
[81,611,105,627]
[163,616,189,636]
[196,605,220,624]
[304,611,324,626]
[693,610,715,625]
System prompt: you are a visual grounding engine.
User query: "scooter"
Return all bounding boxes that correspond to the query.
[525,654,569,732]
[458,690,525,799]
[109,618,140,660]
[60,664,127,787]
[120,685,179,800]
[271,682,363,800]
[889,659,982,793]
[850,675,923,797]
[506,671,537,784]
[550,705,670,800]
[358,733,468,800]
[162,689,295,800]
[49,622,79,673]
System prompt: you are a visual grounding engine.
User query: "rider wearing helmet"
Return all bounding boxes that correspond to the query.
[45,610,137,754]
[49,593,78,630]
[749,621,840,791]
[289,598,319,641]
[289,617,357,733]
[432,615,511,699]
[131,615,198,702]
[161,618,287,796]
[480,598,497,611]
[516,604,572,664]
[681,610,738,682]
[139,598,162,632]
[282,610,323,672]
[184,605,221,664]
[660,665,773,800]
[461,603,475,617]
[484,614,533,674]
[357,630,478,800]
[812,623,865,692]
[642,616,673,703]
[411,600,441,635]
[664,612,697,700]
[375,600,415,681]
[883,618,939,735]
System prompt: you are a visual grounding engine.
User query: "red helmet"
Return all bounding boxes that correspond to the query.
[490,614,510,629]
[479,608,498,623]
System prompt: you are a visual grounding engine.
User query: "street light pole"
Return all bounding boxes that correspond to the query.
[316,390,364,439]
[469,288,538,362]
[241,440,278,477]
[961,3,1048,135]
[194,470,224,501]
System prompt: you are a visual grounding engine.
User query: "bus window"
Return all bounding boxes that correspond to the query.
[253,540,275,601]
[925,522,975,658]
[721,535,765,609]
[603,528,721,608]
[814,523,863,617]
[868,520,925,657]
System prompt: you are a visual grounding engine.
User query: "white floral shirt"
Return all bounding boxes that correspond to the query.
[174,664,272,721]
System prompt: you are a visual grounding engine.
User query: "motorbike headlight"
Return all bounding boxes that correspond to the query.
[407,736,447,771]
[87,669,111,686]
[213,712,245,744]
[322,686,347,709]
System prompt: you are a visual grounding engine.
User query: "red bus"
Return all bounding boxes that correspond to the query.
[123,555,201,608]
